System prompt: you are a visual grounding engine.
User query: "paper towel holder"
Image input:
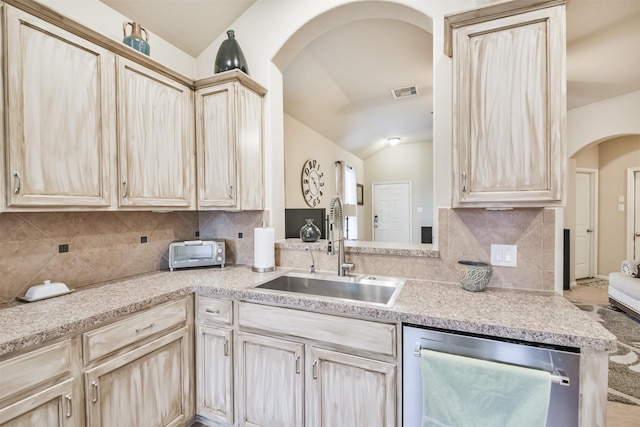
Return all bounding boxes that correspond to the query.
[252,222,276,273]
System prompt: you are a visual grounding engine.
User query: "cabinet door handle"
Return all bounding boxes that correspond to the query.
[65,394,73,418]
[12,171,21,195]
[91,381,99,403]
[205,309,220,314]
[295,355,301,374]
[135,322,155,333]
[229,185,233,198]
[312,360,318,379]
[462,172,467,192]
[224,339,229,357]
[122,180,128,198]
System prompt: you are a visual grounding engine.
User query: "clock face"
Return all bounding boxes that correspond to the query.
[301,159,324,207]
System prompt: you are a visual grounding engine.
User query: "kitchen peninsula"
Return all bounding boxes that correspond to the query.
[0,267,615,426]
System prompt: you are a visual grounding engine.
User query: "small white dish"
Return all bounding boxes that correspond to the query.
[19,280,74,302]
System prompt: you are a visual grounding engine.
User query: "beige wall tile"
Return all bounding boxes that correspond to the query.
[0,212,198,303]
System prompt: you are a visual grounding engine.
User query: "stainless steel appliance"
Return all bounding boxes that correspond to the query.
[403,325,580,426]
[169,240,225,271]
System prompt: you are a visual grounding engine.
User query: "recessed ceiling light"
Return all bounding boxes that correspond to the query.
[388,137,401,146]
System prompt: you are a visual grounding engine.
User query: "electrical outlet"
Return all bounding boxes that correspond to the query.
[491,244,517,267]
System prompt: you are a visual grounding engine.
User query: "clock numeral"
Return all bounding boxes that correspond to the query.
[304,167,309,176]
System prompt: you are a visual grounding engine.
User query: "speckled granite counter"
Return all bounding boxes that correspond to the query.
[276,238,440,257]
[0,266,616,357]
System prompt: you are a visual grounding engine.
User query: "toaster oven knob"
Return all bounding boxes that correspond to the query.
[216,256,223,262]
[217,248,223,254]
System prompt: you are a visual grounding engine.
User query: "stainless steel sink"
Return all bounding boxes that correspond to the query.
[253,272,405,306]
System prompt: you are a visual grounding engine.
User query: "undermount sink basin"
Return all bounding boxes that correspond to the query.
[253,272,406,306]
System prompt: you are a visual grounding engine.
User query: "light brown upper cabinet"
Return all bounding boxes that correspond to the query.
[4,5,115,208]
[117,58,195,209]
[195,71,266,210]
[448,1,566,208]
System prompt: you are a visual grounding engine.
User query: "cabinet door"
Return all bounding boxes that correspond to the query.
[237,332,304,427]
[196,325,233,425]
[0,379,76,427]
[85,328,188,427]
[309,347,396,427]
[118,58,194,208]
[196,83,237,208]
[5,6,115,208]
[452,6,565,207]
[235,84,264,210]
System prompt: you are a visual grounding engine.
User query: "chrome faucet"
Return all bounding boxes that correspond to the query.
[327,195,354,276]
[306,246,316,274]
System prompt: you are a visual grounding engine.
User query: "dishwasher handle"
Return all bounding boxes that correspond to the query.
[414,341,570,386]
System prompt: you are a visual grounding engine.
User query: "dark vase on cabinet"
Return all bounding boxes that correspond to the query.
[214,30,249,74]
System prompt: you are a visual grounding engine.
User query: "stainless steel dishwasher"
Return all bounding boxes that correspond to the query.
[402,325,581,426]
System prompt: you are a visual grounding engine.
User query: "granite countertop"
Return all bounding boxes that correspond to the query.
[0,266,616,357]
[276,238,440,257]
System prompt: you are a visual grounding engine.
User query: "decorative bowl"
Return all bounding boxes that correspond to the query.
[456,261,492,292]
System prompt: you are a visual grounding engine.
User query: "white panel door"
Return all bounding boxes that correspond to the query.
[575,171,595,279]
[373,182,411,243]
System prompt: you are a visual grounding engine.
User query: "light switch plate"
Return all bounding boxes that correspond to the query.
[491,244,517,267]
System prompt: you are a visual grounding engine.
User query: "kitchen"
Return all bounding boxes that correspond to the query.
[0,0,637,426]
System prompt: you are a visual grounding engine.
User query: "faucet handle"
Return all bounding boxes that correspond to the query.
[342,263,354,272]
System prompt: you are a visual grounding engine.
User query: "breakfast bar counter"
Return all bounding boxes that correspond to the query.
[0,266,616,356]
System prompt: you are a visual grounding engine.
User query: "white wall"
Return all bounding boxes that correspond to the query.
[195,0,485,241]
[284,114,365,232]
[364,142,433,242]
[37,0,197,77]
[567,91,640,157]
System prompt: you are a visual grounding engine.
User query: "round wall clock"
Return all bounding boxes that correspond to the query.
[301,159,324,207]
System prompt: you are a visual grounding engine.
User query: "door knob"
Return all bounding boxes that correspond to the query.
[587,229,593,233]
[635,232,640,237]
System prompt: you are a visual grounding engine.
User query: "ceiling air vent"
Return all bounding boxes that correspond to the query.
[391,85,419,99]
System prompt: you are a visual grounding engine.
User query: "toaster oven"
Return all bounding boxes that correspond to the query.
[169,240,225,271]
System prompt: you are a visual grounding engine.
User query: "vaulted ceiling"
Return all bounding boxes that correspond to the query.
[100,0,640,159]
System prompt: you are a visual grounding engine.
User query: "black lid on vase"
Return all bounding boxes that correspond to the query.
[214,30,249,74]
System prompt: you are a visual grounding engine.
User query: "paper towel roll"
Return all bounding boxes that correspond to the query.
[253,227,275,272]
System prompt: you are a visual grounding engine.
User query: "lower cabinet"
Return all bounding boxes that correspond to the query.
[237,332,304,427]
[84,329,189,427]
[0,379,76,427]
[197,325,234,425]
[235,302,398,427]
[309,347,396,427]
[0,340,78,426]
[83,297,193,427]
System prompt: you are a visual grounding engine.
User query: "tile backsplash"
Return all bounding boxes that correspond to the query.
[277,208,556,292]
[0,211,198,303]
[0,207,556,303]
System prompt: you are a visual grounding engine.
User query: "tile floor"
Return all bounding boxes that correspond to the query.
[564,284,640,426]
